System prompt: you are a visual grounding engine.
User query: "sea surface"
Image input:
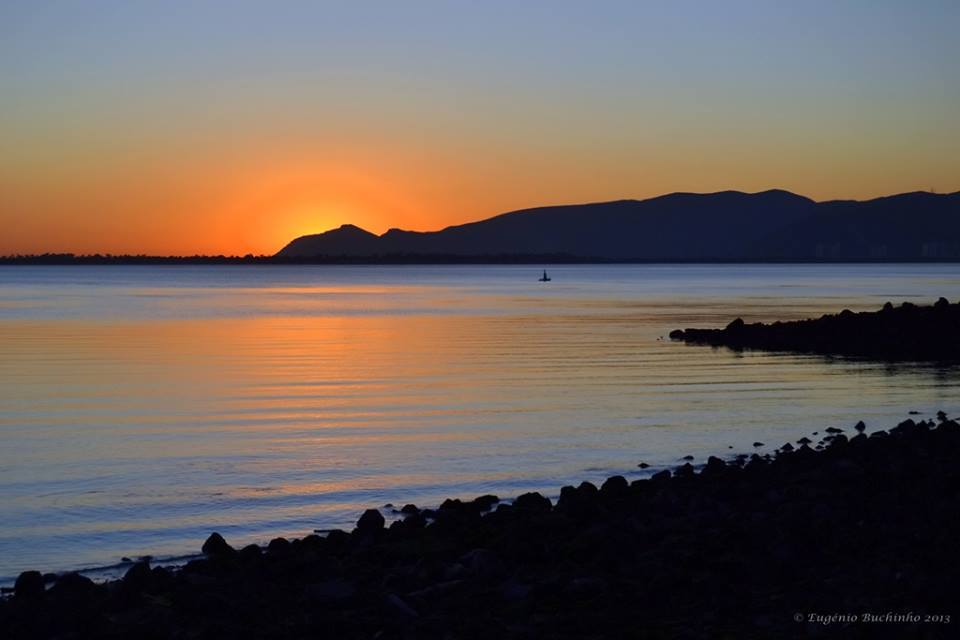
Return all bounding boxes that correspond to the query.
[2,264,959,584]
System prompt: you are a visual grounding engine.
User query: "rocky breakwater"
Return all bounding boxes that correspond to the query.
[2,416,960,638]
[670,298,960,361]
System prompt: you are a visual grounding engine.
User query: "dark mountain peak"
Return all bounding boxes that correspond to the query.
[277,223,378,256]
[640,189,813,212]
[331,223,377,237]
[382,228,423,238]
[671,188,808,200]
[866,190,949,204]
[755,188,815,203]
[755,188,798,195]
[285,224,377,242]
[820,191,959,208]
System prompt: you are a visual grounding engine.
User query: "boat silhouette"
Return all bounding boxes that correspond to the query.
[538,270,551,282]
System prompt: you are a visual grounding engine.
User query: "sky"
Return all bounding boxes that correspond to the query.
[1,0,958,255]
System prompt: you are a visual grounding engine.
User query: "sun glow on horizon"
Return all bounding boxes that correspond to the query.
[203,154,431,255]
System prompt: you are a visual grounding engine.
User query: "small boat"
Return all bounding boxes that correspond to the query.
[538,270,551,282]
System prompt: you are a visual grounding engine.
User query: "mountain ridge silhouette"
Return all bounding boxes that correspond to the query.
[277,189,960,261]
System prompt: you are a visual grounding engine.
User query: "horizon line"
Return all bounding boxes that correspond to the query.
[5,186,957,257]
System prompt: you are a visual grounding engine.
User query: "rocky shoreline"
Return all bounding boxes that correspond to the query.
[669,298,960,361]
[2,416,959,638]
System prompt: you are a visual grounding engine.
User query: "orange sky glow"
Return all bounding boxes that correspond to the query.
[5,124,956,256]
[1,2,957,256]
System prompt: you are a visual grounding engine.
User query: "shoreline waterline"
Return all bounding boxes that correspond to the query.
[0,409,939,589]
[3,415,957,638]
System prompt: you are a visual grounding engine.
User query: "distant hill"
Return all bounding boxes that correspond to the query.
[276,190,960,262]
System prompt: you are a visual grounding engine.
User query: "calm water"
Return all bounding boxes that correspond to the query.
[2,264,959,583]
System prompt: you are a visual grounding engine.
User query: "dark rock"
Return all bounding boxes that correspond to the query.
[671,299,960,361]
[150,565,172,586]
[558,482,601,518]
[892,419,917,434]
[14,570,44,599]
[854,421,866,433]
[513,492,552,511]
[397,511,427,529]
[726,317,745,331]
[49,572,96,599]
[459,548,505,579]
[600,475,628,494]
[565,576,609,597]
[442,562,466,581]
[181,559,210,578]
[753,442,764,447]
[385,593,419,619]
[651,469,671,481]
[472,494,500,511]
[638,462,650,468]
[356,508,385,532]
[201,532,234,557]
[122,561,152,592]
[439,498,464,511]
[323,530,349,549]
[407,579,463,600]
[304,580,356,603]
[795,443,814,456]
[939,420,960,433]
[267,537,290,553]
[704,456,726,473]
[577,481,599,495]
[400,503,419,514]
[675,463,695,477]
[501,580,532,601]
[239,544,262,561]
